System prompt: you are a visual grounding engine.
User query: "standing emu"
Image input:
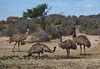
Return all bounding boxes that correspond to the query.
[9,24,30,52]
[72,27,91,55]
[58,33,77,57]
[28,43,56,57]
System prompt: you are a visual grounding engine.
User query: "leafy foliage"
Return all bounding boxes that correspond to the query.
[23,3,48,19]
[23,3,51,31]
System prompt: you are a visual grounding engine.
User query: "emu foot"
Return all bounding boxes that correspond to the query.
[18,50,20,52]
[67,55,70,58]
[42,54,48,58]
[12,50,15,52]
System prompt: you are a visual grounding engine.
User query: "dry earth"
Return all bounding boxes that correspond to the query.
[0,33,100,69]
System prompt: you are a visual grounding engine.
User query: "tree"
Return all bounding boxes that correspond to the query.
[23,3,51,31]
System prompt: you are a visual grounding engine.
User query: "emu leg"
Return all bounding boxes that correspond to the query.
[38,53,40,57]
[84,45,86,55]
[80,45,82,55]
[68,49,70,57]
[18,42,20,52]
[66,49,69,57]
[12,42,17,52]
[42,49,44,54]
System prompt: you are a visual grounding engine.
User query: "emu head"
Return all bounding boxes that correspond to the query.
[43,46,56,53]
[27,24,29,28]
[58,31,63,40]
[43,47,52,52]
[52,46,56,53]
[58,32,62,37]
[73,27,76,34]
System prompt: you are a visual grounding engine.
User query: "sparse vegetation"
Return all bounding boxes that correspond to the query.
[0,55,79,61]
[0,62,10,69]
[0,55,19,60]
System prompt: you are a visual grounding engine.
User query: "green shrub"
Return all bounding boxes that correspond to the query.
[21,41,26,45]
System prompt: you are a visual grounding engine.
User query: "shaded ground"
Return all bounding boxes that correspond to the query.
[0,34,100,69]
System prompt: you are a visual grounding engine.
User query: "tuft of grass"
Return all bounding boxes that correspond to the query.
[18,58,23,60]
[23,55,31,60]
[0,62,9,69]
[17,66,22,69]
[0,55,19,60]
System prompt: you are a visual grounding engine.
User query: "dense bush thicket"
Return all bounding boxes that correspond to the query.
[0,25,6,32]
[45,14,77,36]
[1,19,38,37]
[45,25,60,39]
[0,14,100,40]
[79,14,100,35]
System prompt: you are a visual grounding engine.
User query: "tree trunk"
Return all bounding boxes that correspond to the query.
[40,16,46,31]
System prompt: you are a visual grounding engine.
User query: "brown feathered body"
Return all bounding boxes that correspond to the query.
[73,34,91,48]
[28,43,56,56]
[58,37,77,50]
[58,36,77,57]
[72,27,91,55]
[9,33,28,43]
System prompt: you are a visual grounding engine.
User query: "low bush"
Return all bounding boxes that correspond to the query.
[0,26,6,32]
[21,41,26,45]
[79,21,100,35]
[2,19,38,37]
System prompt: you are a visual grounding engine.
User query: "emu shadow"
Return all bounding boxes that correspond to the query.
[53,55,82,59]
[79,53,92,56]
[25,55,82,60]
[34,55,82,59]
[79,53,100,56]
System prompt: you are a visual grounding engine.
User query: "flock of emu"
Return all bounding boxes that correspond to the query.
[9,24,91,57]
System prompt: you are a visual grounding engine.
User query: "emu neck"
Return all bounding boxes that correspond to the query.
[52,47,56,53]
[58,36,62,46]
[72,33,77,40]
[26,28,29,36]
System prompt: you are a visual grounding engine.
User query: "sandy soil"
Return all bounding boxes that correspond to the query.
[0,34,100,69]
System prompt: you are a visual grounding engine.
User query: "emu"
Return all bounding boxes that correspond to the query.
[58,33,77,57]
[9,24,29,52]
[72,27,91,55]
[28,43,56,57]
